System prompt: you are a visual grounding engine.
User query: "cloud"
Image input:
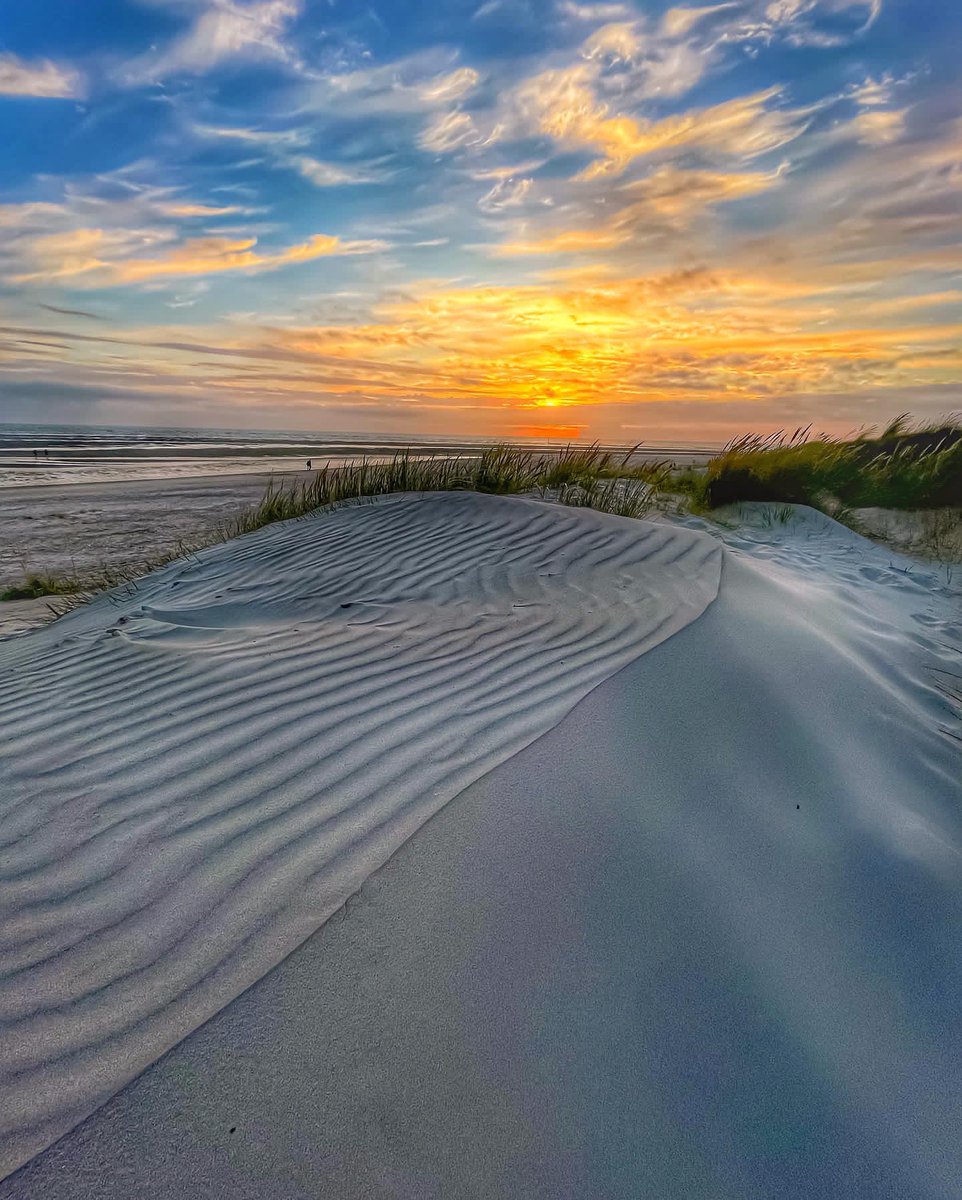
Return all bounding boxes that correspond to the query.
[559,2,634,19]
[493,163,782,253]
[419,110,481,153]
[0,178,260,256]
[712,0,884,48]
[582,23,646,63]
[579,20,710,99]
[191,122,309,147]
[419,68,480,103]
[494,226,630,255]
[38,304,106,321]
[478,177,534,212]
[301,55,482,118]
[9,230,386,288]
[2,256,958,435]
[469,158,548,180]
[660,4,740,39]
[125,0,302,81]
[511,63,805,178]
[0,52,84,99]
[156,201,247,217]
[290,156,384,186]
[190,122,386,188]
[848,108,905,146]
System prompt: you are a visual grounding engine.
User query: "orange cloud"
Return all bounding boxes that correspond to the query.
[10,230,387,287]
[4,268,959,423]
[514,67,805,178]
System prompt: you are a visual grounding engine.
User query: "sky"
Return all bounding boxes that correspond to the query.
[0,0,959,441]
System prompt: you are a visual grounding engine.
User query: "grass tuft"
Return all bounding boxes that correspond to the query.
[1,575,78,602]
[689,418,962,512]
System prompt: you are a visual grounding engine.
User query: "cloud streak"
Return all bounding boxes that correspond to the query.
[124,0,303,81]
[9,230,386,288]
[0,52,83,98]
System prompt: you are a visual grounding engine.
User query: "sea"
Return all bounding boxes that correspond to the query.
[0,423,716,489]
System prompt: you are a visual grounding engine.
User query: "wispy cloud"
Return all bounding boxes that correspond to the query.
[38,303,105,321]
[419,111,482,153]
[492,164,783,253]
[191,122,390,188]
[0,52,84,98]
[10,230,386,287]
[478,177,534,213]
[507,63,806,179]
[123,0,303,82]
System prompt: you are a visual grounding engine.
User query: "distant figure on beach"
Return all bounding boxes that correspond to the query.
[306,459,312,470]
[32,449,38,459]
[44,449,49,458]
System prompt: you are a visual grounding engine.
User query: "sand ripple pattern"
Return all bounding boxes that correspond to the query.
[0,492,721,1177]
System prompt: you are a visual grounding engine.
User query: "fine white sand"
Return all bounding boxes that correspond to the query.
[0,491,722,1180]
[0,495,959,1196]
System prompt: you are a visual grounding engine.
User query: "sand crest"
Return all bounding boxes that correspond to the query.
[0,492,721,1179]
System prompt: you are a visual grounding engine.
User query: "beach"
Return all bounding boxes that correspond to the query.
[0,490,960,1196]
[0,473,287,593]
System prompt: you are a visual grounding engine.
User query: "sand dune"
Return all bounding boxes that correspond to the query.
[2,499,959,1198]
[0,492,721,1179]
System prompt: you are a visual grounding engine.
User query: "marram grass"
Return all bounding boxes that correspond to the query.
[7,421,959,616]
[686,417,962,512]
[12,445,665,615]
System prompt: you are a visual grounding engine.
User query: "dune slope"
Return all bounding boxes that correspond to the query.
[2,511,960,1199]
[0,492,721,1179]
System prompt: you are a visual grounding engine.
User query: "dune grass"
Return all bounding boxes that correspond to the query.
[6,421,958,619]
[5,446,663,616]
[0,575,77,602]
[223,444,664,539]
[687,417,962,512]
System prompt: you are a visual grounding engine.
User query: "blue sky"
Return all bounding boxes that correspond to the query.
[0,0,959,439]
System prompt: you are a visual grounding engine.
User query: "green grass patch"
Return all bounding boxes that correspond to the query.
[13,421,955,621]
[691,417,962,512]
[1,575,78,602]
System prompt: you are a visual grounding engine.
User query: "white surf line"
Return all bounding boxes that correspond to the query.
[0,491,721,1179]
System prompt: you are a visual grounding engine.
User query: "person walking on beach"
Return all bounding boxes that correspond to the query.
[306,459,312,470]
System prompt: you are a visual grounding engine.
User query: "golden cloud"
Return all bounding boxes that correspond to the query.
[513,66,805,178]
[10,230,387,287]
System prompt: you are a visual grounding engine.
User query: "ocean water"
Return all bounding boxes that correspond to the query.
[0,423,716,489]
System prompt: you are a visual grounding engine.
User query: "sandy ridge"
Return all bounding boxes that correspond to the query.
[0,491,721,1178]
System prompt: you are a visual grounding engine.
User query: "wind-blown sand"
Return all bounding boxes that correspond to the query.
[0,493,959,1196]
[0,492,721,1180]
